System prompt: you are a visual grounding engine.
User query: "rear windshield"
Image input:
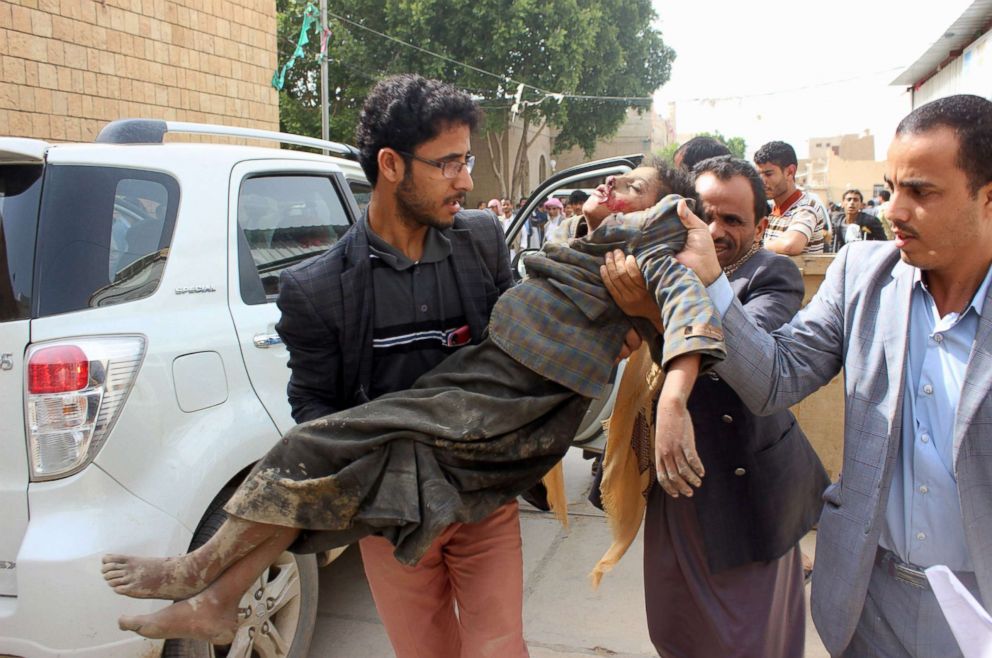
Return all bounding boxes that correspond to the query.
[35,165,180,317]
[0,165,43,321]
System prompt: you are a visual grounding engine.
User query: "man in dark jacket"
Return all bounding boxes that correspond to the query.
[274,74,524,658]
[831,188,888,252]
[605,156,828,657]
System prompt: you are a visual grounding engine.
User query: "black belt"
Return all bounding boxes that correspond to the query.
[875,548,976,591]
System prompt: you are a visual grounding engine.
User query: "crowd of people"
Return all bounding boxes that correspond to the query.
[99,74,992,658]
[489,135,893,260]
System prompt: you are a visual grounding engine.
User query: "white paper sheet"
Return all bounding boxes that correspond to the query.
[925,565,992,658]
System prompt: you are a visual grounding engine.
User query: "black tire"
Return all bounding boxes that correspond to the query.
[162,491,319,658]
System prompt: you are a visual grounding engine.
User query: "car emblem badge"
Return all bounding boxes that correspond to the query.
[0,354,13,371]
[175,286,217,295]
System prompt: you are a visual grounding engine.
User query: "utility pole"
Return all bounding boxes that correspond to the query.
[319,0,329,153]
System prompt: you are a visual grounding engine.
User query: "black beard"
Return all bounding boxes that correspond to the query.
[396,173,459,230]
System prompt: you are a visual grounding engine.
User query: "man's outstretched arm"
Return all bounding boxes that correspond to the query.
[674,202,845,415]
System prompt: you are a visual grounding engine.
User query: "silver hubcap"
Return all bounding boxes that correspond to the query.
[212,551,303,658]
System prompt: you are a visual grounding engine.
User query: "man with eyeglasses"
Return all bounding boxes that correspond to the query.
[273,74,523,657]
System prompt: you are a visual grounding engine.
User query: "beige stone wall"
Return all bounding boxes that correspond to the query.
[790,255,843,480]
[554,107,654,171]
[470,106,668,205]
[470,118,555,206]
[0,0,278,143]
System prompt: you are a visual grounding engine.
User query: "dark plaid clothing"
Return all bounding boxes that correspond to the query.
[226,338,589,564]
[491,194,726,399]
[229,195,725,564]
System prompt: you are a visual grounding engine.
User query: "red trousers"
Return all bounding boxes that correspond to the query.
[358,501,529,658]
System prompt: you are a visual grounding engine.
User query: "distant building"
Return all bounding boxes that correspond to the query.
[808,132,875,161]
[798,132,886,205]
[1,1,279,142]
[892,0,992,108]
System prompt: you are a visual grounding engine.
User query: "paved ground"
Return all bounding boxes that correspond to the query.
[309,448,830,657]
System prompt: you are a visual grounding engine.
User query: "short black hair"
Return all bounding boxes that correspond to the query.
[842,189,863,202]
[877,189,891,202]
[692,155,767,224]
[355,74,482,186]
[753,141,798,169]
[567,190,589,205]
[896,94,992,196]
[650,157,696,203]
[641,157,699,215]
[674,136,731,170]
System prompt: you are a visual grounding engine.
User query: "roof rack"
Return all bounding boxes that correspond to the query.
[95,119,359,160]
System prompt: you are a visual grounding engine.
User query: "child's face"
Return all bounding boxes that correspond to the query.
[582,166,662,228]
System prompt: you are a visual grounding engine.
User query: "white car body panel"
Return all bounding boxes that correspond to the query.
[0,319,29,598]
[0,464,187,657]
[0,136,361,657]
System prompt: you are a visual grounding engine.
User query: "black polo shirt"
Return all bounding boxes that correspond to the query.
[365,222,469,400]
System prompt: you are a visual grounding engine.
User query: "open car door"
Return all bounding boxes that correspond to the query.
[506,154,644,451]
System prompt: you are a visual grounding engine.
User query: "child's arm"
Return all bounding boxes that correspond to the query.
[600,251,664,332]
[654,352,704,498]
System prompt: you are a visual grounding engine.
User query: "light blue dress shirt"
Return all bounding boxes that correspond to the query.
[878,266,992,571]
[707,264,992,572]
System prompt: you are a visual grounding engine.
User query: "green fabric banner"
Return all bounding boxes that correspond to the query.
[272,3,320,91]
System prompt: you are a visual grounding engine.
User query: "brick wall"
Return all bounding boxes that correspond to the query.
[0,0,278,142]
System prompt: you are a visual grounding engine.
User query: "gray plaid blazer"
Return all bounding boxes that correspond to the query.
[715,240,992,654]
[276,209,513,422]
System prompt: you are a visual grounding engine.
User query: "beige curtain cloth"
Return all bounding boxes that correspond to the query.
[539,343,662,585]
[591,343,663,586]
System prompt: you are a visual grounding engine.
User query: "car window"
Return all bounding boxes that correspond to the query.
[0,165,42,322]
[348,179,371,214]
[237,174,351,304]
[34,165,179,317]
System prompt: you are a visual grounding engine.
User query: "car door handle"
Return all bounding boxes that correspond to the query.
[253,333,283,348]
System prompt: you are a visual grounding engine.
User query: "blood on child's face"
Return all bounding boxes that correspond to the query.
[581,166,662,228]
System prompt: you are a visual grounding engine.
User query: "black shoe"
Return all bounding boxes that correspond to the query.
[520,481,551,511]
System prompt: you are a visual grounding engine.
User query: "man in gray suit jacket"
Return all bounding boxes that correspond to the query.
[670,94,992,656]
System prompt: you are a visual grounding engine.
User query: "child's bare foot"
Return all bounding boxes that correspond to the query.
[117,592,238,643]
[102,554,211,600]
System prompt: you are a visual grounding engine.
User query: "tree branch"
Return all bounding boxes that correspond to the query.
[486,130,507,198]
[525,118,548,148]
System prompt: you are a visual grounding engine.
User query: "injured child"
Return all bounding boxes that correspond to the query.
[101,164,725,643]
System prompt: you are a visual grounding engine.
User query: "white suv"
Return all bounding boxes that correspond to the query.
[0,120,634,658]
[0,120,369,658]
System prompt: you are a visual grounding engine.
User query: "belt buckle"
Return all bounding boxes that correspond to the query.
[883,551,929,589]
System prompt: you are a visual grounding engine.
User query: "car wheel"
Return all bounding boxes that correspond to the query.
[162,496,318,658]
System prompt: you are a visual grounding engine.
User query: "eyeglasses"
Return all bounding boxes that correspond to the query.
[397,151,475,179]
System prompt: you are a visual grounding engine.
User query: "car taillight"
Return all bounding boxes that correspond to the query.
[28,345,89,393]
[25,336,146,481]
